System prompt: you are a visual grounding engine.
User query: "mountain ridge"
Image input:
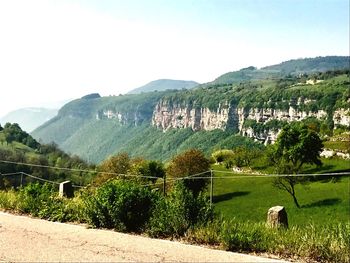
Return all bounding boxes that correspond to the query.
[127,79,199,94]
[0,107,58,132]
[32,56,350,163]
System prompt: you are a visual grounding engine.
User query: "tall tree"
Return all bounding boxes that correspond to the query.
[130,158,165,183]
[95,152,131,185]
[167,149,210,195]
[269,123,323,208]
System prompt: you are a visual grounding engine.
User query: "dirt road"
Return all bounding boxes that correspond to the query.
[0,211,286,262]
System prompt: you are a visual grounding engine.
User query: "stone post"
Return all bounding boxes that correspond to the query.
[59,181,74,198]
[267,206,288,228]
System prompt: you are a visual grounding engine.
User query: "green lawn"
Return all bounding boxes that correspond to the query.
[323,140,350,152]
[210,163,350,226]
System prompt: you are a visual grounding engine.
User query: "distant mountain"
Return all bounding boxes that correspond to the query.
[0,108,58,132]
[207,56,349,86]
[262,56,350,73]
[128,79,199,94]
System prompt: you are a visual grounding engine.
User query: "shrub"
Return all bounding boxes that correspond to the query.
[220,220,271,252]
[212,149,235,163]
[0,183,84,223]
[17,183,55,216]
[37,194,86,223]
[84,180,158,232]
[0,189,18,210]
[147,182,213,237]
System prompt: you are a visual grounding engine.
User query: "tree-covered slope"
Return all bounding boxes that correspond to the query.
[59,121,261,163]
[262,56,350,74]
[207,56,349,86]
[127,79,199,94]
[0,123,93,188]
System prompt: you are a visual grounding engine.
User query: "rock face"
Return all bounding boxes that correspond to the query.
[96,109,149,126]
[333,109,350,127]
[151,99,348,143]
[267,206,288,228]
[238,107,327,144]
[152,101,237,131]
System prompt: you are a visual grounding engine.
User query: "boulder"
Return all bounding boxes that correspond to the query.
[267,206,288,228]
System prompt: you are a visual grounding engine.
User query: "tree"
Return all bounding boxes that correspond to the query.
[167,149,210,195]
[130,158,165,183]
[231,146,260,168]
[94,152,131,185]
[269,123,323,208]
[211,149,234,163]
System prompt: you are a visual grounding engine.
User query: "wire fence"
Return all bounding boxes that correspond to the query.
[1,158,349,208]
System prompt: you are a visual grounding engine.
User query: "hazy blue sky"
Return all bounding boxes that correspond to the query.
[0,0,348,117]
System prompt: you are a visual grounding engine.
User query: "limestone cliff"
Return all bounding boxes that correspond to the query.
[152,100,238,131]
[96,108,150,126]
[151,100,349,143]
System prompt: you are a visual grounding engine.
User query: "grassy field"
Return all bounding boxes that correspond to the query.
[210,159,350,226]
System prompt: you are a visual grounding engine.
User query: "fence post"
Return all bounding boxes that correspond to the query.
[210,169,213,207]
[163,176,166,196]
[20,172,23,187]
[59,181,74,198]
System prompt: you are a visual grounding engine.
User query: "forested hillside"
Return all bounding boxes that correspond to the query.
[0,123,94,187]
[206,56,349,86]
[32,57,350,163]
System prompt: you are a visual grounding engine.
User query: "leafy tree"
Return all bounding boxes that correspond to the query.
[130,158,165,183]
[94,152,131,185]
[211,149,234,163]
[167,149,210,195]
[231,146,261,168]
[269,123,323,208]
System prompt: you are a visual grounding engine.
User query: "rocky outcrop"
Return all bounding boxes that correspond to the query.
[96,109,148,126]
[151,99,348,143]
[151,101,237,131]
[333,109,350,127]
[240,127,280,145]
[237,107,327,131]
[237,107,328,143]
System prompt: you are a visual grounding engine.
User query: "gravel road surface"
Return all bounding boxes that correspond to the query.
[0,211,287,262]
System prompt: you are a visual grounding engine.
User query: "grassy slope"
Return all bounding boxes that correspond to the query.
[0,133,38,159]
[211,160,350,226]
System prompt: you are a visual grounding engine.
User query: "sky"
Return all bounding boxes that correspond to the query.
[0,0,349,117]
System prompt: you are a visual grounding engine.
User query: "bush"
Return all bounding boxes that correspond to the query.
[0,189,18,210]
[0,183,85,223]
[147,182,213,238]
[37,194,86,223]
[17,183,55,216]
[84,180,158,232]
[212,149,235,163]
[220,221,271,252]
